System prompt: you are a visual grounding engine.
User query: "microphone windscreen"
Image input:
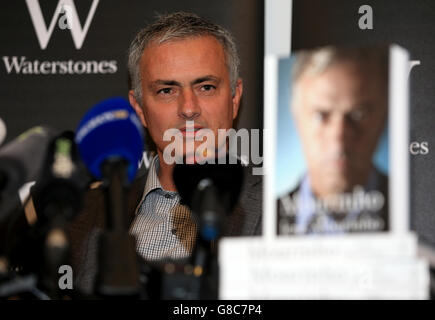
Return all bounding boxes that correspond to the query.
[0,126,56,193]
[173,156,244,214]
[32,130,89,222]
[75,97,144,182]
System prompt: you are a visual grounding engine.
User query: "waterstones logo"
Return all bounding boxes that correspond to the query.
[2,0,118,75]
[25,0,99,50]
[2,56,117,75]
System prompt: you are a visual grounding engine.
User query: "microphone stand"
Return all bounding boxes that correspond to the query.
[95,159,140,297]
[170,159,244,300]
[189,180,227,300]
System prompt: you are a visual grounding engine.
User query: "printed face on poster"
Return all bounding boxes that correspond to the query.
[264,45,409,235]
[269,45,409,237]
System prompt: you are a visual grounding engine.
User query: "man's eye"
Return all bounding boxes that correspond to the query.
[314,111,330,123]
[157,88,172,95]
[348,109,365,122]
[200,84,216,91]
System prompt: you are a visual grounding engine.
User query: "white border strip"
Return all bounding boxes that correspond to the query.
[263,56,279,239]
[263,0,292,238]
[389,45,410,234]
[265,0,292,56]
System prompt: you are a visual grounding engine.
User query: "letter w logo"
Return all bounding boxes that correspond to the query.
[25,0,99,50]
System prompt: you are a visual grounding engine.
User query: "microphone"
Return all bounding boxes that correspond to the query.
[75,97,144,297]
[28,131,89,298]
[32,130,89,224]
[75,97,144,183]
[0,126,56,222]
[171,156,244,300]
[173,155,244,241]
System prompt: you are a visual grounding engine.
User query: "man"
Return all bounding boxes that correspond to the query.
[67,12,262,292]
[278,46,389,235]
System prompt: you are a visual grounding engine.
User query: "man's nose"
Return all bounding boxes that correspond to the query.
[178,88,200,120]
[329,116,351,150]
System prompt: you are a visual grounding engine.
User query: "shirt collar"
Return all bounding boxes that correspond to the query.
[134,154,184,217]
[143,154,162,198]
[296,168,382,233]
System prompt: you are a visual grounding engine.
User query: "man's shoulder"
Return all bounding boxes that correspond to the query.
[374,168,388,194]
[242,166,262,199]
[224,166,263,237]
[278,180,302,203]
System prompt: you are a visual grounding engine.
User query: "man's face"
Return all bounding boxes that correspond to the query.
[129,36,242,162]
[294,61,387,198]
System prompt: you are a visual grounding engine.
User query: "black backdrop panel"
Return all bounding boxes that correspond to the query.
[0,0,263,142]
[292,0,435,246]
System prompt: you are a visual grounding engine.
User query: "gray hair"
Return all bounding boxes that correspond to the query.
[291,45,389,111]
[127,12,240,104]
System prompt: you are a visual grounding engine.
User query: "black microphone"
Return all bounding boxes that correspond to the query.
[173,155,244,241]
[29,131,89,298]
[0,126,56,222]
[172,155,244,299]
[75,98,145,297]
[31,130,89,224]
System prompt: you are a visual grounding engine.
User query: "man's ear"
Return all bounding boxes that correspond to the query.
[232,78,243,120]
[128,90,147,128]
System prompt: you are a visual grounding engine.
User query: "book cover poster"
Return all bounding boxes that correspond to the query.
[276,46,390,235]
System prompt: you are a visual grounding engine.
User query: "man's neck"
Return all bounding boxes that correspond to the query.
[156,151,177,191]
[308,166,374,200]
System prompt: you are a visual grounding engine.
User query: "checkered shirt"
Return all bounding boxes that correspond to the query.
[129,155,198,262]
